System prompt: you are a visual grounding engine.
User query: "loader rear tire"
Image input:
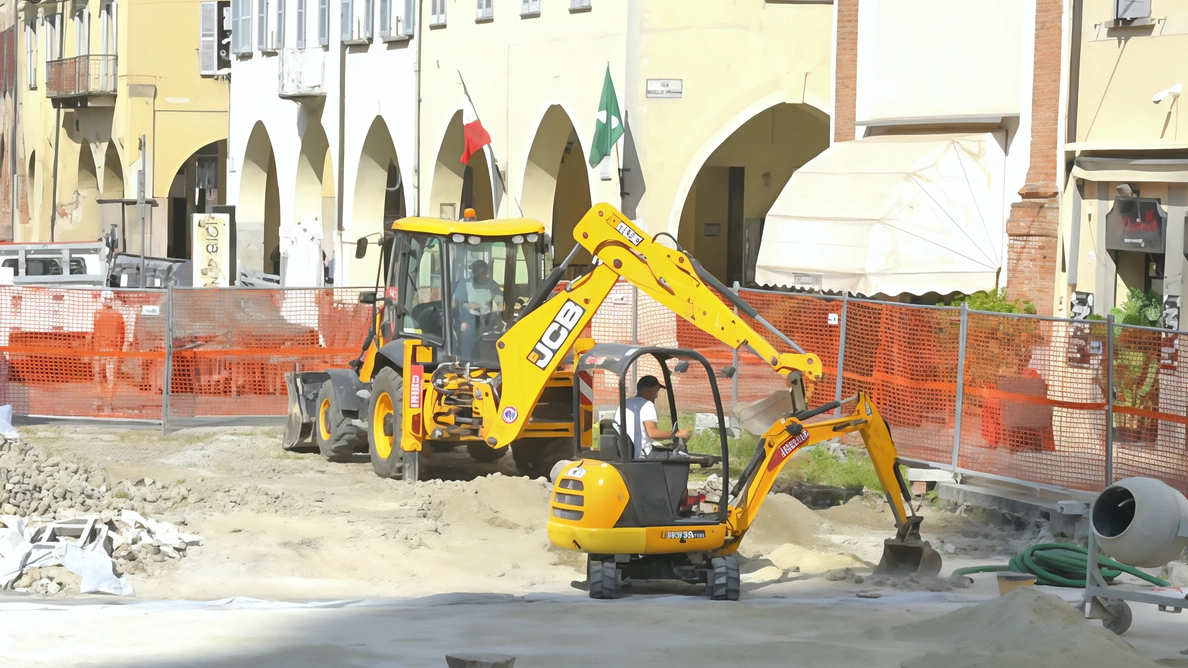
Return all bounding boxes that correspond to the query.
[709,556,740,601]
[316,382,363,462]
[512,438,577,478]
[369,367,411,480]
[588,557,619,600]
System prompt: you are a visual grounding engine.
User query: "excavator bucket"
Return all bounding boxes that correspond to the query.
[873,516,943,578]
[733,391,794,437]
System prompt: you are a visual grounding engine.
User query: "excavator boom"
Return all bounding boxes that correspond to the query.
[475,203,822,449]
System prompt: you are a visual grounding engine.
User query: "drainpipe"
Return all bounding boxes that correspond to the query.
[335,21,346,284]
[48,14,63,241]
[10,2,18,237]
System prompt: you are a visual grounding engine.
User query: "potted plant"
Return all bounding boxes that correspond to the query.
[1110,288,1162,444]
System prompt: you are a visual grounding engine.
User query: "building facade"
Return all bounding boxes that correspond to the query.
[14,0,228,261]
[228,0,834,287]
[756,0,1066,312]
[1062,0,1188,321]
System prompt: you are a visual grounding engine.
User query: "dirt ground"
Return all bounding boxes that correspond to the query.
[1,423,1185,667]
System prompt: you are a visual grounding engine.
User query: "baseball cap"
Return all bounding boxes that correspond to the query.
[637,375,666,392]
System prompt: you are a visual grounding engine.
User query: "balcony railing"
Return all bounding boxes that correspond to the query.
[46,55,117,106]
[278,49,326,100]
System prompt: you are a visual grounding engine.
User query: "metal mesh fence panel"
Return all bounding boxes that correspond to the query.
[838,301,960,465]
[0,286,168,420]
[164,288,372,421]
[1111,324,1188,490]
[958,314,1108,491]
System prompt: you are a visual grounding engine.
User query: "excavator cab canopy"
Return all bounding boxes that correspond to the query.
[579,343,730,527]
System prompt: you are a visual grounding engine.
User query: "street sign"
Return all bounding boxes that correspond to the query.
[646,79,682,99]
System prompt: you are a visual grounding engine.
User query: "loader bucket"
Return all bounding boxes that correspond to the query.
[281,372,317,451]
[873,538,943,579]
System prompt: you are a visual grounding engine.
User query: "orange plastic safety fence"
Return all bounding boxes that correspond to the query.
[165,288,372,419]
[1110,325,1188,491]
[955,314,1108,491]
[0,286,168,420]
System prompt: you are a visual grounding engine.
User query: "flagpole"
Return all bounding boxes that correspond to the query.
[457,71,514,216]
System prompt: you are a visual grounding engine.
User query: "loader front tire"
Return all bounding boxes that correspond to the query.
[512,438,576,478]
[316,382,362,462]
[369,367,411,480]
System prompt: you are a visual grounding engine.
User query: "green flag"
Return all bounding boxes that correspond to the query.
[589,66,624,168]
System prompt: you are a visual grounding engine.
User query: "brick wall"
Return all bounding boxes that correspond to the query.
[1006,0,1064,315]
[833,0,858,143]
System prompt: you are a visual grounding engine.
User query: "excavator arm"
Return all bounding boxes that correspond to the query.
[721,393,942,577]
[473,203,823,449]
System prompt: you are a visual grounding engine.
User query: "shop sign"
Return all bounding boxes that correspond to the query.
[1106,197,1166,253]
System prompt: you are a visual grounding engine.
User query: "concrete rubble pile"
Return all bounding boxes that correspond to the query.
[0,510,203,596]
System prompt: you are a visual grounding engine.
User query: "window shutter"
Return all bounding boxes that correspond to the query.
[199,2,217,74]
[238,0,252,53]
[379,0,389,37]
[297,0,306,48]
[276,0,285,48]
[402,0,415,35]
[318,0,328,45]
[341,0,352,40]
[230,0,240,52]
[256,0,266,49]
[364,0,373,38]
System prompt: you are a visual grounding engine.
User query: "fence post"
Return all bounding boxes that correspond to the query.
[1105,314,1115,486]
[951,302,969,472]
[834,292,849,416]
[162,285,174,435]
[731,281,740,409]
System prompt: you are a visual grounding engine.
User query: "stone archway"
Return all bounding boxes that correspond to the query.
[239,122,281,276]
[429,110,494,221]
[101,143,123,198]
[675,102,830,285]
[294,121,335,280]
[521,105,592,276]
[348,117,405,285]
[62,144,101,241]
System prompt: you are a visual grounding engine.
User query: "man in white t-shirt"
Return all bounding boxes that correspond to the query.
[614,375,692,458]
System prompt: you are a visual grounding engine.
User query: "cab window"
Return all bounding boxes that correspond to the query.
[398,234,446,344]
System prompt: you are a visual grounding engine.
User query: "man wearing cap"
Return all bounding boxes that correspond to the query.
[615,375,692,459]
[452,259,503,358]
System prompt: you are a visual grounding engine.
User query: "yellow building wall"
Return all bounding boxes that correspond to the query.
[1074,0,1188,146]
[16,0,228,248]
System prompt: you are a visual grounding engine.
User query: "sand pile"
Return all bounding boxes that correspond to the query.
[739,493,828,557]
[892,588,1158,668]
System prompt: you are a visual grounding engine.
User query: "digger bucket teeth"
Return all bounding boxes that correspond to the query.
[873,538,943,579]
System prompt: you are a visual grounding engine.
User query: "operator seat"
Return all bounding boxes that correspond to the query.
[595,418,692,525]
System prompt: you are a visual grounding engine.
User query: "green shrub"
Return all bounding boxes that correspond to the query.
[945,288,1036,315]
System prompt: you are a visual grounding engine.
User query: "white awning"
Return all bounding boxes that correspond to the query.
[755,132,1006,297]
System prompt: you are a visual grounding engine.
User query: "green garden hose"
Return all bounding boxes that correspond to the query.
[953,543,1170,588]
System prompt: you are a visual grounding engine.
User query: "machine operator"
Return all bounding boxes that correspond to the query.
[614,375,693,459]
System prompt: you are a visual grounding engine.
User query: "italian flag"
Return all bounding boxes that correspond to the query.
[460,83,492,165]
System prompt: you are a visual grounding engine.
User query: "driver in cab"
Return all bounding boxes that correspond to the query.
[453,259,503,357]
[615,375,692,459]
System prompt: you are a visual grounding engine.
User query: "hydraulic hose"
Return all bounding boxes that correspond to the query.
[953,543,1170,588]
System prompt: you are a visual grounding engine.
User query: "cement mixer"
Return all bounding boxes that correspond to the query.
[1083,477,1188,634]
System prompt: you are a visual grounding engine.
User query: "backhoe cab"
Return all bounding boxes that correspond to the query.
[283,215,584,480]
[547,343,942,600]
